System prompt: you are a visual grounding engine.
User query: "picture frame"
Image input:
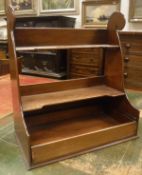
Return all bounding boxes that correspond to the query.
[9,0,37,16]
[39,0,79,15]
[82,0,120,28]
[129,0,142,22]
[0,0,5,15]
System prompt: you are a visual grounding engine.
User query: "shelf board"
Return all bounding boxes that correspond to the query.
[29,114,133,146]
[22,85,124,112]
[16,44,119,51]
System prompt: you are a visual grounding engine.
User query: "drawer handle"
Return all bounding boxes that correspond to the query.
[125,43,131,49]
[73,68,79,71]
[124,57,129,62]
[90,58,94,62]
[124,72,128,78]
[74,56,80,59]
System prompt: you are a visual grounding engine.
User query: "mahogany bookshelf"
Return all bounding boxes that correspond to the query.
[7,5,139,169]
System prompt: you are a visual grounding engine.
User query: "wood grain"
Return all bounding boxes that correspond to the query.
[22,85,124,112]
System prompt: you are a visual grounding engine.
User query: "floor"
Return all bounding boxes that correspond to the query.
[0,113,142,175]
[0,74,56,117]
[0,76,142,175]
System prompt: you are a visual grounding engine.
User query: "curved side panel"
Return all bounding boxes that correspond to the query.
[6,4,31,167]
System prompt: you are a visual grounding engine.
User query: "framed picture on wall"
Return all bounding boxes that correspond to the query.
[9,0,37,15]
[39,0,79,15]
[129,0,142,22]
[82,0,120,28]
[0,0,5,15]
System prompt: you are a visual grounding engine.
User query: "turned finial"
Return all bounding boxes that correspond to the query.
[107,12,125,30]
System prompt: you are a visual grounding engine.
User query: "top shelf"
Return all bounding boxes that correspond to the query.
[16,44,119,51]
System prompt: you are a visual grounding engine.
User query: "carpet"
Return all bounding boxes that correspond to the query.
[0,74,56,118]
[126,89,142,111]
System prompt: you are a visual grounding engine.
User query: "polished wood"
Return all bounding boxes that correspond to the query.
[69,48,103,78]
[20,76,105,96]
[31,120,136,164]
[15,28,107,47]
[16,44,119,51]
[7,6,139,169]
[22,84,124,112]
[15,16,75,79]
[6,5,31,168]
[118,31,142,90]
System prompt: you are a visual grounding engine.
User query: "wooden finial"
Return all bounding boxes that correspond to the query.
[107,12,125,30]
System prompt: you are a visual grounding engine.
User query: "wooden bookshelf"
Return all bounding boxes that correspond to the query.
[7,5,139,169]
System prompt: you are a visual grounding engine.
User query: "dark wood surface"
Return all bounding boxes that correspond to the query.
[15,28,108,47]
[6,4,31,167]
[0,42,9,76]
[68,48,103,78]
[0,59,9,76]
[16,44,119,51]
[118,31,142,90]
[31,118,136,164]
[15,16,75,79]
[22,84,124,112]
[20,76,105,96]
[29,114,136,146]
[7,5,139,169]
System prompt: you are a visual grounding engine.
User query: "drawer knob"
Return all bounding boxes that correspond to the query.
[124,72,128,78]
[75,56,80,59]
[124,57,129,61]
[125,43,131,49]
[90,58,94,62]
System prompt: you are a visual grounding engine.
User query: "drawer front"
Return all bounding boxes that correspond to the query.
[122,43,142,57]
[31,122,136,165]
[71,52,101,66]
[124,64,142,90]
[124,55,142,67]
[70,73,89,79]
[70,64,101,75]
[124,55,142,88]
[120,35,142,56]
[120,34,142,90]
[0,50,7,59]
[124,65,142,80]
[69,48,103,78]
[0,62,9,75]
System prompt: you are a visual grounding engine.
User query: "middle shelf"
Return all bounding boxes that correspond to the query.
[21,83,124,112]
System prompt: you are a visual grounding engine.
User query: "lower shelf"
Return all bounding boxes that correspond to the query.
[25,112,137,165]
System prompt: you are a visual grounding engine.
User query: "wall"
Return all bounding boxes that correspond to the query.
[69,0,142,30]
[2,0,142,30]
[120,0,142,31]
